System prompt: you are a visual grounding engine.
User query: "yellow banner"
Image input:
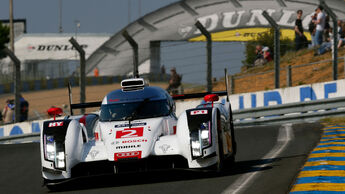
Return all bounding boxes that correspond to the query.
[189,28,311,42]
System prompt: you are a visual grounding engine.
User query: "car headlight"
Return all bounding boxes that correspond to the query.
[190,121,212,158]
[55,151,65,169]
[44,135,56,161]
[200,122,211,147]
[191,140,202,157]
[44,135,66,170]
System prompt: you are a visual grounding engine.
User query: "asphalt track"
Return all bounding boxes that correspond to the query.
[0,123,322,194]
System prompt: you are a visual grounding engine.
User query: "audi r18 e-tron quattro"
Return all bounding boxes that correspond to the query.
[40,78,236,186]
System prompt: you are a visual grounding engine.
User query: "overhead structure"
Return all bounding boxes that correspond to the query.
[86,0,345,76]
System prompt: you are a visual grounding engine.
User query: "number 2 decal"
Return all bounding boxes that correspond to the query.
[116,127,144,139]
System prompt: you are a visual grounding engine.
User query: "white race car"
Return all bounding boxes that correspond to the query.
[40,78,236,187]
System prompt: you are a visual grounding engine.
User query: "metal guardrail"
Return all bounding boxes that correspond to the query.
[0,132,40,143]
[233,96,345,126]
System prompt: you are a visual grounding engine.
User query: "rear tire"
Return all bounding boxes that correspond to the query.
[216,124,225,173]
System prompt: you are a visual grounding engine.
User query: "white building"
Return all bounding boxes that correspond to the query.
[1,33,110,79]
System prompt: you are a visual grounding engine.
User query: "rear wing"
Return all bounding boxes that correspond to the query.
[68,69,231,115]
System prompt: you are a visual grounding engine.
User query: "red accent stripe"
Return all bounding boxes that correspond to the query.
[173,126,177,134]
[95,132,99,141]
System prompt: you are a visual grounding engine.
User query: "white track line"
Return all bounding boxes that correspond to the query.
[222,123,294,194]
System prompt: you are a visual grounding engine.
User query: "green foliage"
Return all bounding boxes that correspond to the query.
[244,28,295,66]
[0,21,10,59]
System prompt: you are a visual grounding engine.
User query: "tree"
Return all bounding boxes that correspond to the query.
[244,28,295,66]
[0,21,10,59]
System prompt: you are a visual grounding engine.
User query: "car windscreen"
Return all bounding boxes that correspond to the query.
[100,100,170,121]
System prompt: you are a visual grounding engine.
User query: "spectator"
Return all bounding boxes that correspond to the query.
[315,27,344,55]
[166,67,182,95]
[340,21,345,38]
[324,15,331,42]
[2,99,14,124]
[295,10,308,50]
[338,20,345,48]
[19,94,29,122]
[255,45,263,59]
[94,67,99,77]
[338,20,344,38]
[262,47,272,63]
[309,11,317,47]
[254,45,266,66]
[161,65,166,74]
[313,5,326,46]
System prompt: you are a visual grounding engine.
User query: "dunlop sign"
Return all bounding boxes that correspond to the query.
[178,9,314,41]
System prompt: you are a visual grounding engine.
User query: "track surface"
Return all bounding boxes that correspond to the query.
[0,123,322,194]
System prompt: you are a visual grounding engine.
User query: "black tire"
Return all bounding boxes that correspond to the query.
[216,117,225,173]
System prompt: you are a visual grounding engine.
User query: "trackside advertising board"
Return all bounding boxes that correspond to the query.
[0,79,344,138]
[175,79,343,117]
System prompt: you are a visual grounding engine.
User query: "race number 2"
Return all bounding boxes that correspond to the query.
[116,127,144,139]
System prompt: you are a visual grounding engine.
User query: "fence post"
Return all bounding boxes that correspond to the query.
[321,1,338,80]
[287,65,292,87]
[195,21,212,92]
[3,47,21,122]
[262,11,280,89]
[230,75,235,94]
[69,37,86,114]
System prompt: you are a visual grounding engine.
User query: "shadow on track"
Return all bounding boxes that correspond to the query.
[46,157,288,192]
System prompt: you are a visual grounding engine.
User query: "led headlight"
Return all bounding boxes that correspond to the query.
[44,134,66,170]
[44,135,56,161]
[55,152,65,169]
[200,122,211,147]
[190,121,212,158]
[191,140,202,157]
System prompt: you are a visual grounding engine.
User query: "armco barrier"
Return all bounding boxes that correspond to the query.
[232,97,345,126]
[0,117,62,139]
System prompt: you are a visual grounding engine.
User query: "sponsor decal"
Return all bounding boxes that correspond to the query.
[114,122,146,128]
[27,44,88,51]
[114,151,142,161]
[116,127,144,139]
[90,150,99,159]
[48,121,63,127]
[159,144,171,154]
[122,139,147,143]
[115,144,141,149]
[191,110,208,115]
[95,132,99,141]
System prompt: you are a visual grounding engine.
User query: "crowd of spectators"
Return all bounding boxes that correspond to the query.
[252,5,345,67]
[307,5,345,56]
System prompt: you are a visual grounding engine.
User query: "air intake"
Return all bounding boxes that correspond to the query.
[121,78,146,91]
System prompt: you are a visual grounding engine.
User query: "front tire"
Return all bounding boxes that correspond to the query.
[216,118,225,172]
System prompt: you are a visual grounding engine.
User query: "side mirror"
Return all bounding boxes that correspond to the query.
[204,94,219,108]
[204,94,219,102]
[47,107,63,120]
